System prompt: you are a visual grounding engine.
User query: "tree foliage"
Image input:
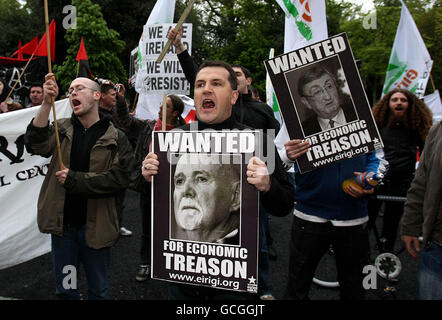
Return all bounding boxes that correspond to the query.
[0,0,40,56]
[0,0,439,103]
[95,0,157,75]
[340,0,440,103]
[187,0,439,104]
[21,0,73,68]
[193,0,284,96]
[54,0,126,93]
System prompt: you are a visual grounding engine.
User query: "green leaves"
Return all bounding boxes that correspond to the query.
[55,0,126,93]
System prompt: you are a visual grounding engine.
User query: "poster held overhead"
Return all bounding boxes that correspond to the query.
[265,33,383,174]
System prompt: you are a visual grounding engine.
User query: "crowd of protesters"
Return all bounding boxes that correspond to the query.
[1,33,440,302]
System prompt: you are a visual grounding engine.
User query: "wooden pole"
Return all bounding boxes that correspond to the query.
[44,0,65,170]
[429,73,436,92]
[161,93,167,131]
[156,0,196,63]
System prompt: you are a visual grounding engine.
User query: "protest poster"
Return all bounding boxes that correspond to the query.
[151,130,260,293]
[265,33,383,173]
[137,23,192,95]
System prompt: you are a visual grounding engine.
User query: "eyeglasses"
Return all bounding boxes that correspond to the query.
[303,80,337,99]
[67,85,97,96]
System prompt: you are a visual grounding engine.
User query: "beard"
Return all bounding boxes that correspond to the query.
[386,110,409,128]
[387,113,409,128]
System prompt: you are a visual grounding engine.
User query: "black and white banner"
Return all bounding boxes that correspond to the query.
[151,130,260,293]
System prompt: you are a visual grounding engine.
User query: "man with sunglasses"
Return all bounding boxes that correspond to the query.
[24,74,134,300]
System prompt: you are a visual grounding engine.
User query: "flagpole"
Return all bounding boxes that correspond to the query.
[156,0,196,63]
[430,73,436,92]
[44,0,65,170]
[161,93,167,131]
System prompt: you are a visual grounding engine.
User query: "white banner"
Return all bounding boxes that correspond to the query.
[0,99,72,270]
[135,0,177,121]
[146,0,176,25]
[382,0,433,98]
[424,90,442,122]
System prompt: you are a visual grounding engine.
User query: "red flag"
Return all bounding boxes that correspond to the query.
[12,36,39,57]
[75,37,93,78]
[17,40,23,59]
[0,56,31,65]
[34,20,56,62]
[20,36,39,55]
[76,37,89,61]
[184,109,196,124]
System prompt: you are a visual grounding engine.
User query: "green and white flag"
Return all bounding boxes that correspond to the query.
[273,0,328,168]
[382,0,433,98]
[266,48,282,124]
[271,0,327,124]
[275,0,328,52]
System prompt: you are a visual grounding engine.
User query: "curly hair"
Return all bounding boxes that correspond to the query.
[372,88,433,141]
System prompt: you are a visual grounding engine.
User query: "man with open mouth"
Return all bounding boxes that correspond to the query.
[369,88,433,252]
[24,74,134,300]
[142,60,293,300]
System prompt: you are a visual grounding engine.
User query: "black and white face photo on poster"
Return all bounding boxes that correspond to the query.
[170,153,242,245]
[285,55,359,137]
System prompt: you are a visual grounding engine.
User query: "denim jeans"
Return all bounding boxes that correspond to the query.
[51,225,110,300]
[418,242,442,300]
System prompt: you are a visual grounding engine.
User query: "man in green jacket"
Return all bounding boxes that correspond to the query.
[401,120,442,300]
[24,73,134,300]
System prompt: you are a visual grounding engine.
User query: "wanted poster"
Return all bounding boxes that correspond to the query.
[138,23,192,95]
[151,130,260,293]
[265,33,383,173]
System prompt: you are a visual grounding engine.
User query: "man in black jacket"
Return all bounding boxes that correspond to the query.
[166,28,280,134]
[114,93,185,282]
[167,29,281,299]
[98,80,133,237]
[142,61,294,300]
